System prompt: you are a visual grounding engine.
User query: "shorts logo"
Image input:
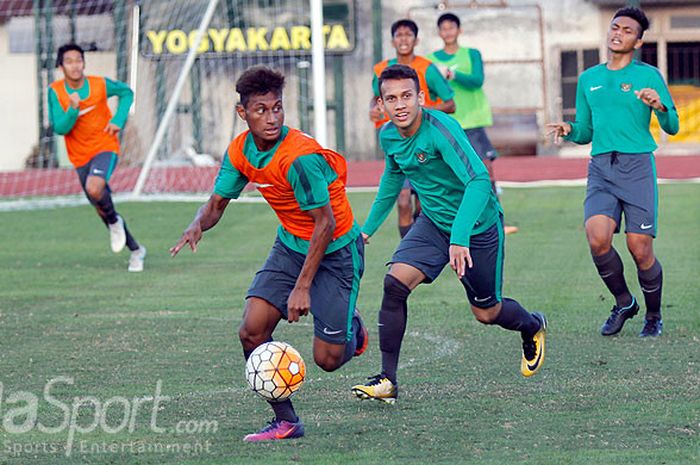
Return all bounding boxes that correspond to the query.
[92,169,104,175]
[474,296,492,303]
[322,327,343,335]
[416,152,427,163]
[620,83,632,92]
[640,223,653,230]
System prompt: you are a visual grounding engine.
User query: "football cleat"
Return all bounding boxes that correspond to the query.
[353,310,369,357]
[351,374,397,404]
[639,318,663,338]
[521,312,547,377]
[243,418,304,442]
[128,246,147,272]
[108,215,127,253]
[600,297,639,336]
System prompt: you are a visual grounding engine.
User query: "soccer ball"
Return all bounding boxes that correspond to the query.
[245,341,306,402]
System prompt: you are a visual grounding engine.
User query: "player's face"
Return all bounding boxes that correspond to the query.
[60,50,85,82]
[392,26,418,57]
[438,20,460,46]
[237,91,284,149]
[607,16,643,54]
[379,78,425,134]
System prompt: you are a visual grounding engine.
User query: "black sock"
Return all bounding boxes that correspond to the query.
[592,248,633,308]
[493,298,541,339]
[94,189,118,225]
[638,259,663,320]
[398,225,411,238]
[379,275,411,384]
[123,220,140,251]
[268,399,298,423]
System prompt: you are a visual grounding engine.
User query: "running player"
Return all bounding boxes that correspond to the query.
[352,65,546,404]
[171,66,367,440]
[547,7,678,338]
[49,43,146,271]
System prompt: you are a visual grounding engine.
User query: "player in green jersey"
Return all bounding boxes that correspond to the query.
[547,7,679,338]
[352,65,547,404]
[429,12,519,235]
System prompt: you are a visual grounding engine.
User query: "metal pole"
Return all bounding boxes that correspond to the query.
[191,59,203,153]
[372,0,383,64]
[69,0,77,43]
[45,0,56,165]
[333,55,345,152]
[34,0,46,166]
[114,0,128,83]
[310,0,327,147]
[128,3,140,114]
[132,0,221,196]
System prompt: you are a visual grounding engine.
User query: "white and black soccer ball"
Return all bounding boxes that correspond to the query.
[245,341,306,402]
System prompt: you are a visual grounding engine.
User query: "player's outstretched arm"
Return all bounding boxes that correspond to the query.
[287,204,336,323]
[170,194,230,256]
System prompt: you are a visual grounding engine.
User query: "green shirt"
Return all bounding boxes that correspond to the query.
[564,61,679,155]
[214,126,359,254]
[429,47,493,129]
[363,109,501,246]
[372,57,455,103]
[48,77,134,135]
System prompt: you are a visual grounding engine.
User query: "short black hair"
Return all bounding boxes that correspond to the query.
[613,7,649,39]
[378,64,420,97]
[235,65,285,108]
[437,12,460,28]
[391,19,419,38]
[56,43,84,67]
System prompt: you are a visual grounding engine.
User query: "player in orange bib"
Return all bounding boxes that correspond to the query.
[370,19,456,238]
[48,44,145,272]
[170,66,367,442]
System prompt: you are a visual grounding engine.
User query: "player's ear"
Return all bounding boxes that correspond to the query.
[235,103,247,121]
[377,97,386,113]
[633,38,643,50]
[417,90,425,106]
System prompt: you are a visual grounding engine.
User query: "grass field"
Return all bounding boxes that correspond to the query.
[1,185,699,465]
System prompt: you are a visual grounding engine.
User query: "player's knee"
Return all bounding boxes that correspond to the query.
[85,183,104,201]
[628,243,653,267]
[383,274,411,304]
[313,351,342,372]
[471,304,499,324]
[587,236,611,256]
[238,325,266,351]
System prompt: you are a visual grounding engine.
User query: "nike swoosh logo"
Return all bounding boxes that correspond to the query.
[78,105,97,116]
[254,183,274,189]
[323,327,344,335]
[275,424,298,439]
[640,223,653,230]
[527,344,543,371]
[92,169,104,174]
[590,85,603,92]
[474,296,492,303]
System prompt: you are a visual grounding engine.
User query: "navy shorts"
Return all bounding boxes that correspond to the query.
[465,127,498,161]
[247,234,364,344]
[76,151,118,191]
[390,213,504,308]
[585,152,658,237]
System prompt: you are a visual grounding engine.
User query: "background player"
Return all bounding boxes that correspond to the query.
[429,12,518,234]
[352,65,546,404]
[49,43,146,272]
[371,19,456,238]
[547,7,678,338]
[171,66,367,441]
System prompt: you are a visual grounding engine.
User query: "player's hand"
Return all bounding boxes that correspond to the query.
[449,245,473,278]
[545,122,572,144]
[369,104,385,123]
[69,92,80,109]
[287,286,310,323]
[169,223,203,256]
[635,88,665,111]
[361,232,370,244]
[104,123,121,136]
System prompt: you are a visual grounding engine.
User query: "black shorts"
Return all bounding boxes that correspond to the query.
[75,151,118,191]
[585,152,658,236]
[465,127,498,161]
[247,235,365,344]
[390,213,504,308]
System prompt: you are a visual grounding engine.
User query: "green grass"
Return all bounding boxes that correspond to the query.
[1,185,699,465]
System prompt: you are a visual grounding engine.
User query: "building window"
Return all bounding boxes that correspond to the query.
[667,42,700,86]
[560,48,599,121]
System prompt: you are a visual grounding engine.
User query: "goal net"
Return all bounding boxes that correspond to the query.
[0,0,352,202]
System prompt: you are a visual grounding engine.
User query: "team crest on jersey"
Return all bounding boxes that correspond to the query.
[416,152,427,163]
[620,83,632,92]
